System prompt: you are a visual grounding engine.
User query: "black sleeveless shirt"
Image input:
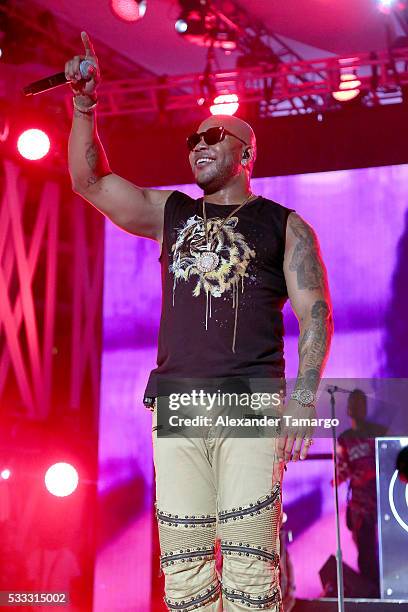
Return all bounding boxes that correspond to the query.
[144,190,295,397]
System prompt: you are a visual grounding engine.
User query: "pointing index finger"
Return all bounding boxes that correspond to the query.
[81,31,95,57]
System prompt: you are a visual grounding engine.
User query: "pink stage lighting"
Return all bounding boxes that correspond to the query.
[210,93,239,116]
[17,129,50,160]
[332,73,361,102]
[1,469,11,480]
[377,0,403,13]
[111,0,147,22]
[44,462,79,497]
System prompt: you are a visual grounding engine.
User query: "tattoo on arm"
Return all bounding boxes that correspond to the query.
[296,300,333,392]
[85,143,101,187]
[288,214,324,290]
[286,214,333,393]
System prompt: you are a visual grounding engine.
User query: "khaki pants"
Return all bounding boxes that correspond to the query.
[152,404,285,611]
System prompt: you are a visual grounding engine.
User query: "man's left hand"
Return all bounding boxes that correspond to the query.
[277,399,316,462]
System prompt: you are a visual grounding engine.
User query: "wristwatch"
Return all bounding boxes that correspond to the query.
[290,389,316,407]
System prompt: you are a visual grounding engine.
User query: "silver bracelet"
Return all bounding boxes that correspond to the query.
[73,95,98,113]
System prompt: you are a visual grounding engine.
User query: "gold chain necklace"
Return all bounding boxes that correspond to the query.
[197,193,257,273]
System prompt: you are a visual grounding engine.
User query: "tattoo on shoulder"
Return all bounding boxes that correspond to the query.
[288,213,324,291]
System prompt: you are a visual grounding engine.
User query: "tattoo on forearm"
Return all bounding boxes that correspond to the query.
[288,214,324,290]
[296,369,320,392]
[85,143,101,187]
[305,300,329,369]
[296,299,332,391]
[86,143,98,171]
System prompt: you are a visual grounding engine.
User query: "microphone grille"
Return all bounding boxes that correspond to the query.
[79,60,95,80]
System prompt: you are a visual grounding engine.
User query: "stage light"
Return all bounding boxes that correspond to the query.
[210,93,239,116]
[111,0,147,22]
[176,1,236,50]
[332,73,361,102]
[175,19,188,33]
[44,462,79,497]
[1,469,11,480]
[176,10,206,40]
[17,129,50,160]
[377,0,399,13]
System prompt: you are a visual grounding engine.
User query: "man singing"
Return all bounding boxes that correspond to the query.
[67,32,333,611]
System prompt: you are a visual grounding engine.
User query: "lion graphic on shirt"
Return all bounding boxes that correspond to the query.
[170,214,255,298]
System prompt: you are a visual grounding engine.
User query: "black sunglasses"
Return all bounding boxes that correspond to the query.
[187,126,247,152]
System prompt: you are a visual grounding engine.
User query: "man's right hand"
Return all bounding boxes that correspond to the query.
[65,31,100,99]
[67,30,171,243]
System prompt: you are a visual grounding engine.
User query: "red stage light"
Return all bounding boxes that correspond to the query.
[1,468,11,480]
[210,93,239,116]
[45,462,79,497]
[17,129,50,160]
[111,0,147,22]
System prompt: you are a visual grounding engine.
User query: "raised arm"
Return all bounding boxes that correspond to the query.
[67,32,172,241]
[279,212,334,462]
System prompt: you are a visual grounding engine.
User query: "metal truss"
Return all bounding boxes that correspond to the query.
[213,0,313,65]
[180,0,326,112]
[67,47,408,119]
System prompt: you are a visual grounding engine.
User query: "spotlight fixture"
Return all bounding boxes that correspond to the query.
[175,19,188,33]
[17,128,50,161]
[332,73,362,102]
[175,0,237,50]
[45,462,79,497]
[377,0,406,13]
[111,0,147,22]
[175,9,206,39]
[209,93,239,116]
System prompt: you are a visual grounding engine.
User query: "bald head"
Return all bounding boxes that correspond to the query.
[188,115,257,194]
[197,115,257,162]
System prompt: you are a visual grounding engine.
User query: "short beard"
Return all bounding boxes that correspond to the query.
[198,176,223,195]
[197,160,239,194]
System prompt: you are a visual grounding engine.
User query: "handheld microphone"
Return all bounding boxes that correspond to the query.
[22,60,95,96]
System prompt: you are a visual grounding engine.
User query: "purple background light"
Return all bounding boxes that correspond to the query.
[94,163,408,607]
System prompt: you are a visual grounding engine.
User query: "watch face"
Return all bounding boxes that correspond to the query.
[300,389,314,405]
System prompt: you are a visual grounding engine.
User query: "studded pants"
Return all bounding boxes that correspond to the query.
[152,405,285,611]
